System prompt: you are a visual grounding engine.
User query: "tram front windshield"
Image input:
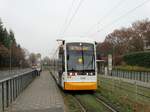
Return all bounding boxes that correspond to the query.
[67,43,95,72]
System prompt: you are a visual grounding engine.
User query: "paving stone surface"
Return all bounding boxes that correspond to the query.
[5,71,64,112]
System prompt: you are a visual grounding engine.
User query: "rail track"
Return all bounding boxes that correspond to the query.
[72,93,118,112]
[75,93,118,112]
[72,95,87,112]
[94,94,118,112]
[73,94,118,112]
[50,70,118,112]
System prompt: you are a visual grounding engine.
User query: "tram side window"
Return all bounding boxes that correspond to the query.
[59,49,65,73]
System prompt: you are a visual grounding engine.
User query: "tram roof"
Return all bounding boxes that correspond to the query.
[58,37,96,44]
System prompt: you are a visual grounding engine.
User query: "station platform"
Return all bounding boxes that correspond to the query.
[5,71,64,112]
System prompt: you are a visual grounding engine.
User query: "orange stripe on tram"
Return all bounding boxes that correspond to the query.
[64,82,97,90]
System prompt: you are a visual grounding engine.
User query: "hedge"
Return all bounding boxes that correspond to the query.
[123,51,150,68]
[113,65,150,72]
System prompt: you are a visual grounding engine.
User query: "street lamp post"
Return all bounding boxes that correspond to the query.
[9,40,13,75]
[113,45,115,67]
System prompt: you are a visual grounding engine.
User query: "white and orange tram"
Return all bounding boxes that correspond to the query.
[55,37,97,90]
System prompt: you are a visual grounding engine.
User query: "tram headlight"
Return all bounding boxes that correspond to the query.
[68,72,76,76]
[75,72,78,76]
[87,72,95,76]
[67,72,72,76]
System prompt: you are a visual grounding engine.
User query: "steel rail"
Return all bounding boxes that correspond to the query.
[95,95,118,112]
[73,95,87,112]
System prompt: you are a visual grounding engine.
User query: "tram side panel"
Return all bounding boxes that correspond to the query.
[58,46,66,89]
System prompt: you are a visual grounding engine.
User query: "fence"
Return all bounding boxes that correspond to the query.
[0,70,37,112]
[111,70,150,83]
[98,75,150,112]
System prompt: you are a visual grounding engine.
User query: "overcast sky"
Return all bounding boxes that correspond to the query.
[0,0,150,57]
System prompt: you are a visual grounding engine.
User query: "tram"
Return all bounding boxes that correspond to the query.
[56,37,97,90]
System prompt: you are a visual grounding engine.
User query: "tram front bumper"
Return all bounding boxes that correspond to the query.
[64,82,97,90]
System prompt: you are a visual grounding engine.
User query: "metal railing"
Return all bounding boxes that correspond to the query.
[98,75,150,111]
[111,70,150,83]
[0,70,37,112]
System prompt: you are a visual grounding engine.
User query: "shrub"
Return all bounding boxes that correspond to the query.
[114,65,150,72]
[123,51,150,68]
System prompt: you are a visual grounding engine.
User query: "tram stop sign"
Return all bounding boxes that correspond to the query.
[108,54,112,71]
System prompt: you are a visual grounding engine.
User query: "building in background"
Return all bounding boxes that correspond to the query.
[144,38,150,50]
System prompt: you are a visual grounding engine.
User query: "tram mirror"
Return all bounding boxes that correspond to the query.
[67,54,69,60]
[62,40,65,45]
[95,41,98,45]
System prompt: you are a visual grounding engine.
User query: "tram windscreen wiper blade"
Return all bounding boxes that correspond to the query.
[85,53,94,70]
[81,44,85,74]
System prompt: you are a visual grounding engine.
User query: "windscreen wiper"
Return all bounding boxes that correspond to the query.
[85,53,94,70]
[81,44,85,74]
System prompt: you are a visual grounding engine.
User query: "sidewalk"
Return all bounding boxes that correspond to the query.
[5,71,64,112]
